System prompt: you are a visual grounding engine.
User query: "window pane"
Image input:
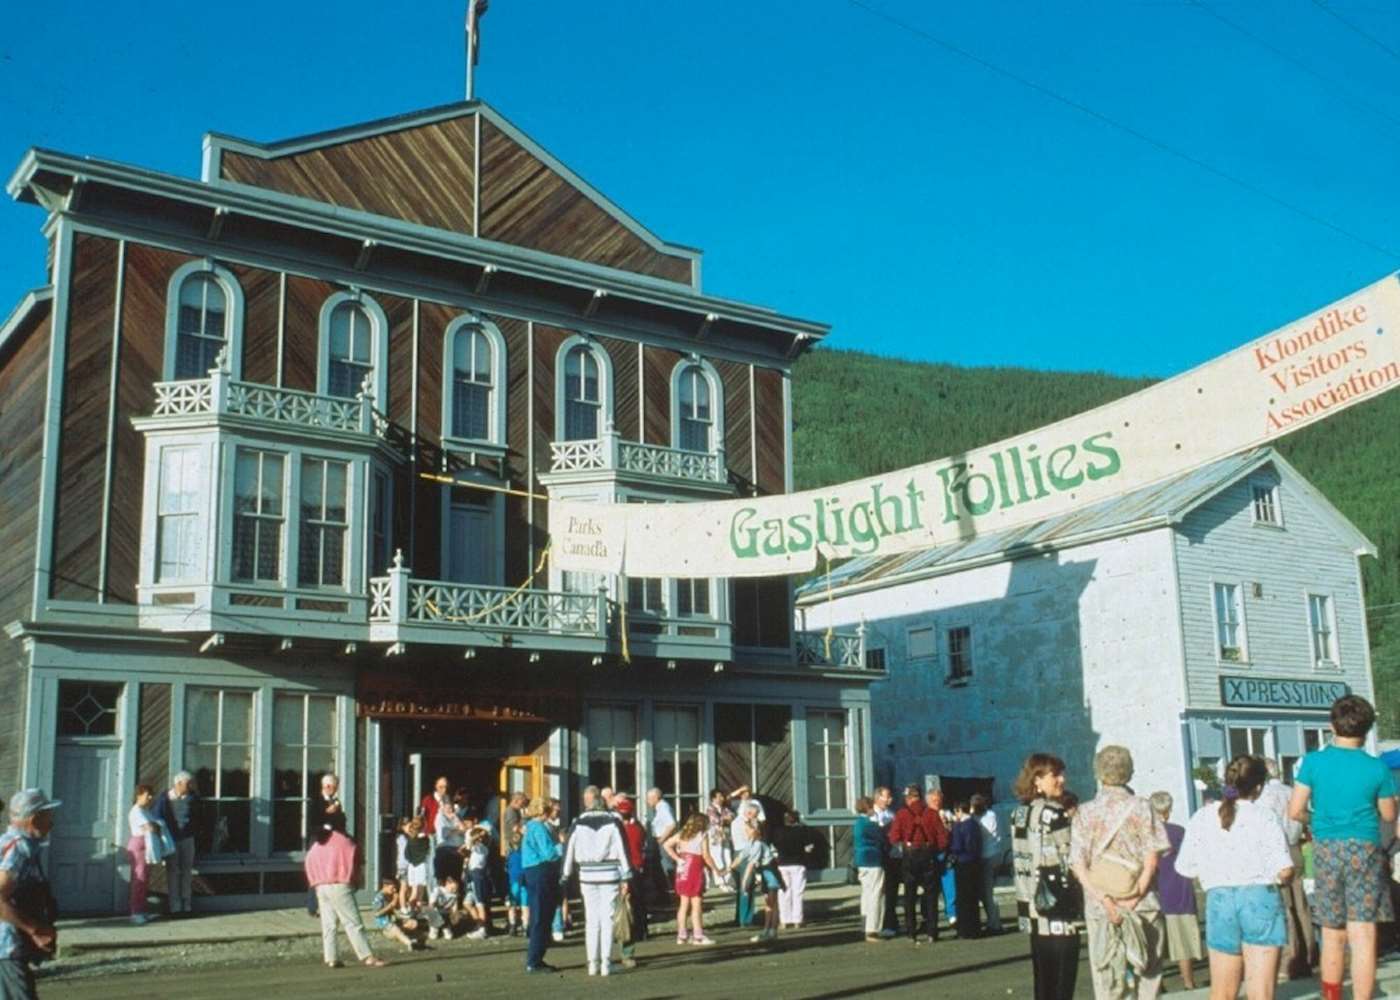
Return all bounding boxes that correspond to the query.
[255,520,280,581]
[262,454,284,516]
[302,460,324,515]
[234,452,258,512]
[273,694,303,746]
[321,526,345,586]
[273,744,305,799]
[272,801,305,854]
[306,696,336,746]
[222,691,253,744]
[185,689,218,743]
[324,463,347,522]
[209,800,252,856]
[221,745,252,799]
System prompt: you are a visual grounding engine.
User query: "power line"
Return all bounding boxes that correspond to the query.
[1188,0,1400,134]
[845,0,1400,261]
[1310,0,1400,68]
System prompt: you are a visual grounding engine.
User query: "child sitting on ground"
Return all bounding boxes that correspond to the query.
[462,819,492,939]
[371,876,421,951]
[428,875,470,940]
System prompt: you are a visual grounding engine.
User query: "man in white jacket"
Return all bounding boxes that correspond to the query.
[563,785,632,977]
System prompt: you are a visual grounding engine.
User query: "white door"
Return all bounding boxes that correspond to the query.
[50,742,120,914]
[447,502,493,585]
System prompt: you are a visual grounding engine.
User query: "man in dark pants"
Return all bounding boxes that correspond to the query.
[305,773,346,917]
[887,785,950,942]
[873,786,901,937]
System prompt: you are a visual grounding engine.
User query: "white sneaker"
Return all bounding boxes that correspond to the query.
[552,931,564,943]
[600,964,611,976]
[427,927,439,940]
[588,962,598,976]
[468,927,488,940]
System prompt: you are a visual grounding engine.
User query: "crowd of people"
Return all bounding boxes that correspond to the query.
[2,692,1399,997]
[1011,693,1398,1000]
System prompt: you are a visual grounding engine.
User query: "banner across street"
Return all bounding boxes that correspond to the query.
[551,274,1400,578]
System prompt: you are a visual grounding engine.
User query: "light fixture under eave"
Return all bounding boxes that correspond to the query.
[464,648,477,660]
[713,662,724,673]
[666,659,677,671]
[591,656,603,666]
[529,652,541,664]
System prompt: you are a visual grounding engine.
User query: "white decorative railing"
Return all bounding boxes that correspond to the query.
[549,430,725,484]
[149,358,392,442]
[369,553,605,637]
[796,628,867,669]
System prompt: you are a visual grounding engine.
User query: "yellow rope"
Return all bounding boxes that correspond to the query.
[619,594,631,665]
[424,543,553,625]
[417,470,550,501]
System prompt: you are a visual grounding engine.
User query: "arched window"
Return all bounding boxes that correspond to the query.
[564,345,601,440]
[164,260,245,381]
[327,301,373,398]
[317,292,388,404]
[442,317,507,446]
[669,358,724,453]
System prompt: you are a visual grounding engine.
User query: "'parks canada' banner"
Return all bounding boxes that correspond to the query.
[550,274,1400,578]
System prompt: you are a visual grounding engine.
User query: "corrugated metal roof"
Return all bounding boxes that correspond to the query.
[796,448,1275,597]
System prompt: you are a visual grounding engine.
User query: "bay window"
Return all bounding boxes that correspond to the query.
[298,458,349,589]
[233,449,285,582]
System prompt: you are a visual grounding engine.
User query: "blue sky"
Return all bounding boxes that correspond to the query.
[3,1,1399,377]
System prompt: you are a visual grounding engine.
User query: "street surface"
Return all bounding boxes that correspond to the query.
[40,899,1113,1000]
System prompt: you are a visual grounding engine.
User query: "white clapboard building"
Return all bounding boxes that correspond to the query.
[795,447,1378,809]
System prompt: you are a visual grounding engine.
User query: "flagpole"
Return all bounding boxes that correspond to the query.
[465,2,476,101]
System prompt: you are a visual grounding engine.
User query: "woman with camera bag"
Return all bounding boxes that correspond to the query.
[1012,753,1083,1000]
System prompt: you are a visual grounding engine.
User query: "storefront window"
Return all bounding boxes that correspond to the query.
[271,694,339,853]
[185,687,254,855]
[653,705,700,821]
[1227,726,1270,759]
[586,704,638,797]
[807,710,849,812]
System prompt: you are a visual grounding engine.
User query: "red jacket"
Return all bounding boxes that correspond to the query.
[620,818,646,871]
[887,801,949,850]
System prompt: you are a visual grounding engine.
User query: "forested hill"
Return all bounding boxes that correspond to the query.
[790,347,1400,736]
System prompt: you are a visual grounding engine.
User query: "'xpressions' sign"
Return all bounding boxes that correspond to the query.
[551,274,1400,578]
[1220,676,1349,711]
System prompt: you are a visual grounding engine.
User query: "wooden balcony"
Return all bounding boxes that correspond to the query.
[543,430,730,492]
[795,627,869,671]
[368,554,609,654]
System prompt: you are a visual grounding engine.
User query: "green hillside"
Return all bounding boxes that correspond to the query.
[791,347,1400,736]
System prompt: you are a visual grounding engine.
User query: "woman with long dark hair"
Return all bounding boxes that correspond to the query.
[1011,753,1082,1000]
[1176,755,1293,1000]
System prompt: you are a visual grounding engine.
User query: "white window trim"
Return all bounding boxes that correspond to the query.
[906,624,936,660]
[316,290,389,406]
[163,259,245,381]
[804,707,853,817]
[944,624,974,685]
[1249,479,1284,528]
[668,356,725,453]
[1305,590,1341,670]
[1211,579,1250,666]
[554,334,614,441]
[441,314,508,453]
[140,435,219,590]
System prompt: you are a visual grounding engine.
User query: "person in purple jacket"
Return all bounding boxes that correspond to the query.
[1150,791,1202,990]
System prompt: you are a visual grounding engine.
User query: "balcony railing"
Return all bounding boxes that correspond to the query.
[548,430,726,485]
[369,553,607,647]
[796,627,867,670]
[145,358,399,447]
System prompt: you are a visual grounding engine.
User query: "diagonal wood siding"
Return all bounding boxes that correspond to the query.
[753,367,785,496]
[754,704,793,809]
[136,682,172,788]
[281,274,334,392]
[716,361,751,489]
[477,119,691,283]
[642,344,682,446]
[600,335,638,441]
[233,263,281,387]
[221,116,478,235]
[107,243,193,603]
[51,234,120,601]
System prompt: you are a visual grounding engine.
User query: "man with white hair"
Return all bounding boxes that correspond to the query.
[0,789,61,999]
[158,771,198,917]
[644,788,676,906]
[305,773,346,917]
[562,785,632,976]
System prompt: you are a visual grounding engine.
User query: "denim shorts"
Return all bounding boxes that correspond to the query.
[1205,884,1286,955]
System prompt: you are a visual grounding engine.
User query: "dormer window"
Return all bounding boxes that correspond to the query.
[672,361,723,453]
[442,317,507,447]
[164,260,245,381]
[318,292,388,404]
[556,337,612,442]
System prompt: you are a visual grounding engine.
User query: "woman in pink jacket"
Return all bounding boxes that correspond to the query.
[304,829,387,969]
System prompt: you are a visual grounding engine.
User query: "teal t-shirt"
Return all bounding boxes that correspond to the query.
[1296,745,1397,843]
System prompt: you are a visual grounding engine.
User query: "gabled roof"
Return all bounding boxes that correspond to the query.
[796,448,1374,603]
[202,100,700,287]
[0,286,52,366]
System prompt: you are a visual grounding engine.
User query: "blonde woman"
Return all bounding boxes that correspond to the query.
[520,796,563,973]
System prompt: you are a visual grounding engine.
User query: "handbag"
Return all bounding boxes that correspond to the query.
[1085,804,1142,900]
[613,889,634,943]
[1033,864,1082,920]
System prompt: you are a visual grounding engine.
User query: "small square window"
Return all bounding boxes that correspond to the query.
[907,626,935,659]
[1251,483,1281,525]
[865,647,887,671]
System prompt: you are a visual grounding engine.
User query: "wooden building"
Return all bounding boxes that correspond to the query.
[0,101,877,912]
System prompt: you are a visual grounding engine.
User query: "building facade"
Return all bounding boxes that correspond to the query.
[796,449,1377,811]
[1,102,875,913]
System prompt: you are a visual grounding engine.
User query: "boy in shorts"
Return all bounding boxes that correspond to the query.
[1290,694,1398,1000]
